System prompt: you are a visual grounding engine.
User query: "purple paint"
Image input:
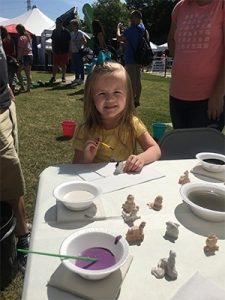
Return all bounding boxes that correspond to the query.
[75,247,116,270]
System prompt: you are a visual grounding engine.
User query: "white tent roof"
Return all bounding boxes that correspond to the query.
[0,17,9,22]
[0,7,54,36]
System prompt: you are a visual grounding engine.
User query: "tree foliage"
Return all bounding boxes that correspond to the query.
[126,0,179,44]
[81,0,179,45]
[92,0,130,42]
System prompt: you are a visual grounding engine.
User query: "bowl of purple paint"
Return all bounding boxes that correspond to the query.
[60,228,129,280]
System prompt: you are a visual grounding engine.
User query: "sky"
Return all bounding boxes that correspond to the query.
[0,0,95,21]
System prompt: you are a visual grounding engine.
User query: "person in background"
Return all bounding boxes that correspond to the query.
[168,0,225,131]
[92,19,107,56]
[117,10,145,108]
[0,32,31,274]
[72,62,161,172]
[49,18,71,83]
[70,19,87,85]
[16,24,33,92]
[0,25,18,91]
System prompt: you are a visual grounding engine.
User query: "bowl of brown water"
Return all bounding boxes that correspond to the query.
[180,182,225,222]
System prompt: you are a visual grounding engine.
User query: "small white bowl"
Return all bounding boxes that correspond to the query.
[60,228,129,280]
[53,181,101,211]
[180,182,225,222]
[196,152,225,173]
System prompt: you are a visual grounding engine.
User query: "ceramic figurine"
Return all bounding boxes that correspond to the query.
[204,233,219,254]
[151,250,178,280]
[114,161,124,175]
[164,221,179,241]
[178,170,190,185]
[122,194,137,214]
[147,195,163,211]
[151,258,167,279]
[122,205,140,223]
[166,250,178,280]
[126,221,146,242]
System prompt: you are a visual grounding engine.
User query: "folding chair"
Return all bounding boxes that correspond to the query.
[159,128,225,160]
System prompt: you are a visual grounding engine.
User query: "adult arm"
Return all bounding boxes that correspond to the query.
[208,21,225,120]
[117,23,126,43]
[167,20,176,58]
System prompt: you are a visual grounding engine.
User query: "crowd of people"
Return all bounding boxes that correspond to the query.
[0,0,224,284]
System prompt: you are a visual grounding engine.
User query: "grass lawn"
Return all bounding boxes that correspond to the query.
[0,71,170,300]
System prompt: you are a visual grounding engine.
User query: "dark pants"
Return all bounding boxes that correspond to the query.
[169,96,225,132]
[71,52,84,80]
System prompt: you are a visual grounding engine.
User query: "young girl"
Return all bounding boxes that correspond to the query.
[72,62,161,172]
[16,24,33,92]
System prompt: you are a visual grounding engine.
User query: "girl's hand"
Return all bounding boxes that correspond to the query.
[83,138,100,163]
[123,155,145,173]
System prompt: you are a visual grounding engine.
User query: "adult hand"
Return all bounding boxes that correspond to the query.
[123,155,145,173]
[208,94,224,120]
[83,137,100,163]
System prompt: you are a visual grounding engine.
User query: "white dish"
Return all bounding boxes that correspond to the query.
[180,182,225,222]
[60,228,129,280]
[196,152,225,173]
[53,181,101,211]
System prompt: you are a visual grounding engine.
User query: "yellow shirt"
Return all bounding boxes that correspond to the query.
[73,116,147,162]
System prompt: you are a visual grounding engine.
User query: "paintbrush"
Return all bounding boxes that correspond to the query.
[100,141,114,151]
[17,249,97,262]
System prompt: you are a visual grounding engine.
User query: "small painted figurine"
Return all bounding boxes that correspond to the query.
[122,205,140,223]
[204,233,219,254]
[147,195,163,211]
[151,250,178,280]
[126,221,146,242]
[178,170,190,185]
[122,194,136,214]
[164,221,179,241]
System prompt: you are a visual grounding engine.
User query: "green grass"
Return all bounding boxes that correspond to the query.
[0,71,170,299]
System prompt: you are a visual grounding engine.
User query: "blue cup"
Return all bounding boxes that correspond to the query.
[152,123,166,141]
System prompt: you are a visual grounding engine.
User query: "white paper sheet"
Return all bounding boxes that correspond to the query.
[92,164,165,193]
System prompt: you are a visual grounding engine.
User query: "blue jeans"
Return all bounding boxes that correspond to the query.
[71,52,84,80]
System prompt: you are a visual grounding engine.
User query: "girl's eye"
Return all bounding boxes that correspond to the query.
[114,91,122,95]
[96,92,105,96]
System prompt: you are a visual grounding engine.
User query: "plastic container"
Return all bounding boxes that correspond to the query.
[61,120,77,138]
[152,122,166,141]
[0,202,18,290]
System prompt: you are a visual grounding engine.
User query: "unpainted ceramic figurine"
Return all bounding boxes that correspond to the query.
[122,194,137,214]
[178,170,190,185]
[122,205,140,223]
[126,221,146,242]
[114,161,124,175]
[165,221,179,241]
[151,250,178,280]
[204,233,219,253]
[147,195,163,211]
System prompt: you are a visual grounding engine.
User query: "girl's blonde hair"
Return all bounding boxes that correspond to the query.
[81,61,137,152]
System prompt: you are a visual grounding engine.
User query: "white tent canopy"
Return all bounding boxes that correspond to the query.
[0,17,9,22]
[0,7,54,36]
